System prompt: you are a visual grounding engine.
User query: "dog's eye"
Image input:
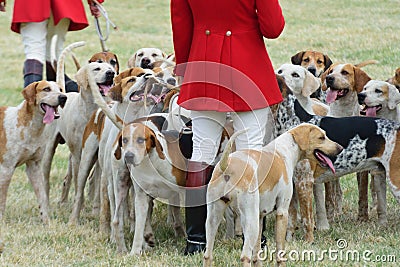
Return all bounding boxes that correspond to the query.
[137,137,145,144]
[375,88,382,94]
[138,53,144,57]
[43,87,51,92]
[319,136,326,140]
[127,78,136,83]
[110,59,117,66]
[341,70,349,75]
[277,70,283,74]
[96,59,104,63]
[303,58,310,63]
[152,53,159,57]
[122,137,128,144]
[292,73,300,78]
[94,67,101,71]
[317,60,323,65]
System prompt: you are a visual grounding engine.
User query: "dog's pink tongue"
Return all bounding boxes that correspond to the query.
[99,85,111,95]
[365,106,378,117]
[43,105,56,124]
[317,152,336,174]
[325,89,338,104]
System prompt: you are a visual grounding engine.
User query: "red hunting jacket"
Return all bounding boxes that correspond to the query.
[11,0,104,33]
[171,0,285,112]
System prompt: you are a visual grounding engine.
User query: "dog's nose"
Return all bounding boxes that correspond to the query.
[166,77,177,86]
[106,70,115,79]
[124,151,135,164]
[307,67,317,76]
[336,144,344,153]
[141,58,152,69]
[325,76,334,86]
[357,93,366,104]
[58,94,67,107]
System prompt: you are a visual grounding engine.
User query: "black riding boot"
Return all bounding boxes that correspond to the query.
[184,161,214,255]
[23,59,43,87]
[46,61,79,92]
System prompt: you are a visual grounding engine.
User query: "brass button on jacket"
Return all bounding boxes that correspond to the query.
[205,30,210,35]
[226,30,232,36]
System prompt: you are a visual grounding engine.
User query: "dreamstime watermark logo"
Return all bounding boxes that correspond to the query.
[257,239,397,263]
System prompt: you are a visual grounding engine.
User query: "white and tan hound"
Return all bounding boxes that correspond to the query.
[0,81,66,225]
[203,124,342,267]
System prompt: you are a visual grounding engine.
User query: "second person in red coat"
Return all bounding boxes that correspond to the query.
[171,0,285,255]
[5,0,103,90]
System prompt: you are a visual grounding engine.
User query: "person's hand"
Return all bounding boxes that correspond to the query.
[0,0,6,12]
[88,0,102,18]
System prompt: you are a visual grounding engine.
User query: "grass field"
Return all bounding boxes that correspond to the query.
[0,0,400,266]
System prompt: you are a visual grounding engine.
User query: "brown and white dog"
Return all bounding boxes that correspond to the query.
[112,115,189,254]
[89,51,120,75]
[387,67,400,89]
[0,81,67,225]
[291,50,333,78]
[41,60,116,199]
[358,80,400,122]
[127,47,166,69]
[203,124,342,267]
[321,62,372,117]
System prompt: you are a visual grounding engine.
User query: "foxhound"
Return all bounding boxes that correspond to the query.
[203,123,342,267]
[0,81,66,225]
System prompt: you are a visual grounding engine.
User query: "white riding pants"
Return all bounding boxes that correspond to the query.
[20,14,70,64]
[190,107,273,165]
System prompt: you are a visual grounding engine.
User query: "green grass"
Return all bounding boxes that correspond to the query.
[0,0,400,266]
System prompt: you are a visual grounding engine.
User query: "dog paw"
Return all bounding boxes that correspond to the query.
[316,221,330,231]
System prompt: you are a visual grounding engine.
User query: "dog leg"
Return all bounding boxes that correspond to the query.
[224,206,235,239]
[68,153,97,225]
[130,186,151,255]
[313,183,329,230]
[143,199,155,249]
[287,187,298,242]
[41,132,59,198]
[203,199,227,267]
[357,171,369,221]
[0,168,14,222]
[238,192,259,267]
[170,194,185,237]
[370,174,378,213]
[371,171,387,225]
[333,180,343,218]
[276,209,289,267]
[60,154,73,205]
[26,161,50,225]
[99,171,111,235]
[111,170,130,253]
[324,181,335,222]
[91,162,102,216]
[295,169,314,242]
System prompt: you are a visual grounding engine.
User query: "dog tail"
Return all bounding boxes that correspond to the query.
[355,59,378,68]
[88,71,123,131]
[56,41,86,92]
[219,128,248,172]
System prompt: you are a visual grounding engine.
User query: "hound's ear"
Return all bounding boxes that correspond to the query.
[22,82,38,105]
[162,52,167,59]
[114,133,123,160]
[320,65,334,91]
[302,70,321,97]
[388,84,400,110]
[290,124,310,151]
[354,67,372,93]
[127,53,136,68]
[324,54,333,70]
[75,66,88,90]
[113,53,120,74]
[291,51,305,65]
[150,132,165,159]
[109,83,123,103]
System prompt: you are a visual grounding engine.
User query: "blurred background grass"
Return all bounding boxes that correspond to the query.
[0,0,399,266]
